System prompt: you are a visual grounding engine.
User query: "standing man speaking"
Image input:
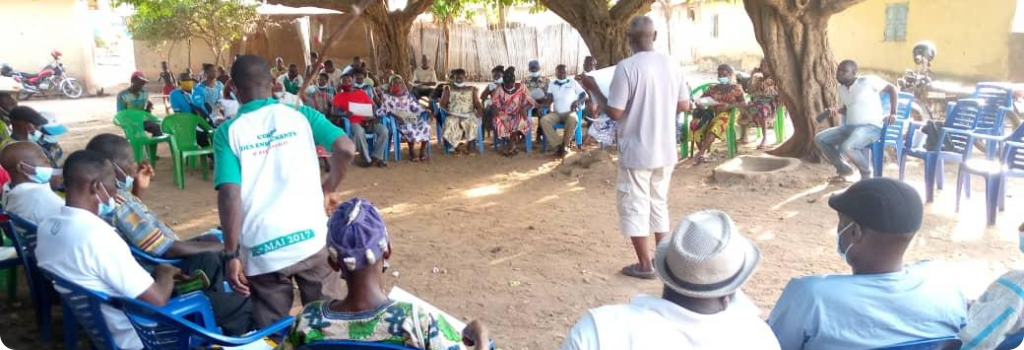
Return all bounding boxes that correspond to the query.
[215,55,355,327]
[583,16,691,280]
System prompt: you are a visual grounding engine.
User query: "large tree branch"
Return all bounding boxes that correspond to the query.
[819,0,867,15]
[610,0,656,21]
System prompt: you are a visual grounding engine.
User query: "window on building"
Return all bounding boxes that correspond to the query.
[885,3,909,42]
[712,14,720,38]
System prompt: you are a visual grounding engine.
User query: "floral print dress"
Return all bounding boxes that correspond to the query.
[694,84,746,145]
[377,93,430,143]
[443,87,479,145]
[491,84,536,140]
[746,73,779,124]
[279,300,465,350]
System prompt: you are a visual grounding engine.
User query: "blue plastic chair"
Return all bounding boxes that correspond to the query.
[393,111,432,161]
[113,295,293,350]
[995,330,1024,350]
[899,99,984,202]
[955,123,1024,225]
[539,104,585,152]
[492,107,539,154]
[871,337,962,350]
[871,92,915,177]
[436,107,485,156]
[0,214,20,301]
[972,83,1015,110]
[1,213,57,342]
[44,268,231,350]
[129,245,183,267]
[341,116,396,162]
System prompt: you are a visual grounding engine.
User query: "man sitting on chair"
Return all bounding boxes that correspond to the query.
[35,150,183,350]
[0,141,63,225]
[768,178,966,350]
[540,64,587,158]
[814,60,898,183]
[85,133,254,336]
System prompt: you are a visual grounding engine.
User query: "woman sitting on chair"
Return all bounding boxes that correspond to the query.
[690,64,746,165]
[441,68,482,156]
[491,67,537,157]
[744,58,779,150]
[377,75,431,162]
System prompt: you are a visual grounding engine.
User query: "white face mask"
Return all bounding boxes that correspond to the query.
[836,222,856,263]
[453,82,466,88]
[530,71,541,78]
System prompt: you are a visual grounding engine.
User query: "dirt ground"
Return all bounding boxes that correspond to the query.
[1,95,1022,350]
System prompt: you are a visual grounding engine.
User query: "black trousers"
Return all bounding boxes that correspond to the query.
[177,252,253,336]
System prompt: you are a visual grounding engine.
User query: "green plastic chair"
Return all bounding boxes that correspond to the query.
[748,101,787,144]
[114,110,171,165]
[680,82,742,159]
[161,113,214,189]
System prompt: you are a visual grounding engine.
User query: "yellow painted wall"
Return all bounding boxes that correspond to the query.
[830,0,1017,81]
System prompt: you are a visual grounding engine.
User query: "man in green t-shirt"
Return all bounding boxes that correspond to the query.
[215,55,355,327]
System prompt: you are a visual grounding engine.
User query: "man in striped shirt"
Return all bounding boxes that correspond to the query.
[959,221,1024,350]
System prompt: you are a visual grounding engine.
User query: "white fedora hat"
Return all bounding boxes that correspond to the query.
[655,210,761,298]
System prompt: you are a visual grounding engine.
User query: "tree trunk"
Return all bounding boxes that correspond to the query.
[743,0,866,161]
[539,0,655,68]
[364,15,416,78]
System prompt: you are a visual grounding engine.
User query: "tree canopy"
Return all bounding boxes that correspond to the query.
[115,0,259,66]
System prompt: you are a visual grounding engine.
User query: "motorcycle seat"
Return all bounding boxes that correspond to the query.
[19,72,38,79]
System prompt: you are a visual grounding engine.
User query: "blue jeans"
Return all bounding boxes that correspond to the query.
[814,124,882,176]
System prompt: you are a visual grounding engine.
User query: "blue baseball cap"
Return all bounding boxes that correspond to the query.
[528,60,540,69]
[326,198,390,276]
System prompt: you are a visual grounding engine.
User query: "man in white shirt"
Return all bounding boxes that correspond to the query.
[0,142,63,225]
[216,55,356,328]
[814,60,898,183]
[411,55,438,98]
[36,150,180,350]
[581,16,691,279]
[540,64,587,158]
[322,60,343,89]
[560,210,780,350]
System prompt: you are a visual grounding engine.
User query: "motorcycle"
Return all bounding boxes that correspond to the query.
[1,50,84,100]
[897,41,940,121]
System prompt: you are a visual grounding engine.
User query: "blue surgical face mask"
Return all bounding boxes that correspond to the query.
[454,82,466,88]
[836,222,856,262]
[494,77,503,84]
[20,162,53,184]
[28,130,42,142]
[96,183,116,217]
[354,82,366,88]
[113,164,134,191]
[718,77,730,84]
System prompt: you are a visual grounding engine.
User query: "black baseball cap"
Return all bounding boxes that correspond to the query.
[9,106,47,126]
[828,178,924,234]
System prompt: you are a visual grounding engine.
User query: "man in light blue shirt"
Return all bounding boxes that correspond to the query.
[768,178,967,350]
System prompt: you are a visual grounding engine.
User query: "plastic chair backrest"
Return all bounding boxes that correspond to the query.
[880,92,915,144]
[113,295,294,350]
[41,268,120,350]
[7,213,39,255]
[941,99,984,153]
[871,337,962,350]
[973,83,1014,110]
[161,113,212,151]
[690,82,714,98]
[114,110,157,141]
[1002,124,1024,173]
[296,340,421,350]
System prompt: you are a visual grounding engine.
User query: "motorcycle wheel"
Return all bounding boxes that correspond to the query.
[17,90,31,101]
[61,79,83,99]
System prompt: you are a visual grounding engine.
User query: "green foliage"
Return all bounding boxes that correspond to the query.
[113,0,259,64]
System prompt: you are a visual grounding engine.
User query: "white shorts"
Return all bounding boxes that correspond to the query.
[617,165,674,237]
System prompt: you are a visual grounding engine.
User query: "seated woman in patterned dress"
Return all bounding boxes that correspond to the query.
[377,75,432,162]
[440,69,483,155]
[490,67,537,157]
[744,58,779,150]
[279,198,490,350]
[690,64,746,165]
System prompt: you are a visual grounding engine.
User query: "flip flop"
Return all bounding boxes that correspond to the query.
[621,264,657,280]
[827,175,850,184]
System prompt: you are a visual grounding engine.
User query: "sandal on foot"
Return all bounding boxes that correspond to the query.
[620,264,657,280]
[827,175,850,184]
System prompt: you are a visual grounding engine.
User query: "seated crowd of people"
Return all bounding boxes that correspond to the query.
[0,48,1022,350]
